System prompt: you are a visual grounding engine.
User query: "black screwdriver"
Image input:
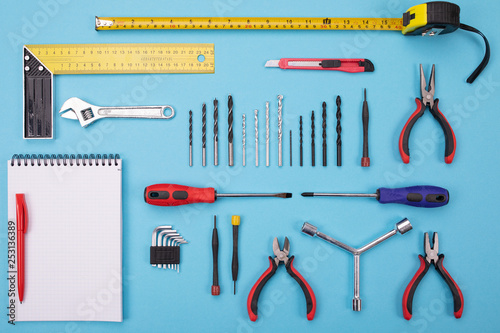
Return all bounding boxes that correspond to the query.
[361,88,370,167]
[231,215,240,295]
[211,216,220,296]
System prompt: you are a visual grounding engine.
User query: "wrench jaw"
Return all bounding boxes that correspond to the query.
[59,97,99,128]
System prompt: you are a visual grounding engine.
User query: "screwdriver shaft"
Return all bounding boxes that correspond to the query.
[216,193,291,198]
[304,192,377,198]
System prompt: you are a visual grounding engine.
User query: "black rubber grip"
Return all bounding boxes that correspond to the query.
[150,246,180,265]
[321,60,341,68]
[429,99,456,163]
[400,99,427,160]
[232,225,239,283]
[248,257,277,320]
[403,255,430,319]
[435,254,464,317]
[285,256,316,320]
[212,224,219,286]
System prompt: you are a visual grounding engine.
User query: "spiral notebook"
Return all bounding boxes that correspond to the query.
[7,154,123,322]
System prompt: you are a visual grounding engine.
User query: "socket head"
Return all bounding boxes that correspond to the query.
[396,218,412,234]
[301,222,317,237]
[353,298,362,311]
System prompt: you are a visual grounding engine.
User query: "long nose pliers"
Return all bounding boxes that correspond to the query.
[402,232,464,320]
[399,64,456,164]
[247,237,316,321]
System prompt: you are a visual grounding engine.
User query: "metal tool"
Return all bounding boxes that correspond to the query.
[265,58,374,73]
[322,102,327,166]
[231,216,240,295]
[399,64,456,164]
[242,114,246,166]
[214,99,219,166]
[266,102,270,167]
[302,219,412,311]
[97,4,490,84]
[311,111,315,166]
[211,216,220,296]
[189,111,193,167]
[202,103,207,167]
[361,89,370,167]
[150,226,188,272]
[289,130,292,166]
[336,96,342,166]
[255,109,259,166]
[145,183,292,206]
[299,116,303,167]
[277,95,283,167]
[23,43,214,139]
[228,95,234,166]
[301,185,449,208]
[247,237,316,321]
[403,232,464,320]
[59,97,174,128]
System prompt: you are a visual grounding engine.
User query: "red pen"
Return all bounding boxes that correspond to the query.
[16,194,28,303]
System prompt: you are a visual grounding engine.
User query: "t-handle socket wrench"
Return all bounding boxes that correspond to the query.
[301,218,412,311]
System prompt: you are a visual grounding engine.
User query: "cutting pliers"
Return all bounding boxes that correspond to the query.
[247,237,316,321]
[399,65,456,164]
[402,232,464,320]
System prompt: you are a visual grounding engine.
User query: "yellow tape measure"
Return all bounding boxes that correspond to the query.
[96,17,403,32]
[25,43,215,74]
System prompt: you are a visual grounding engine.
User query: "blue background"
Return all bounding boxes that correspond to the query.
[1,0,499,332]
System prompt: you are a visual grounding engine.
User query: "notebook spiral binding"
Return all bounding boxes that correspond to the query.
[10,154,121,167]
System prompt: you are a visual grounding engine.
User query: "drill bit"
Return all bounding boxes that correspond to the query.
[255,109,259,166]
[228,95,234,166]
[289,130,292,166]
[214,98,219,166]
[299,116,303,167]
[277,95,283,167]
[189,110,193,167]
[361,89,370,167]
[202,103,207,167]
[242,114,246,166]
[322,101,327,167]
[336,96,342,166]
[266,102,270,167]
[311,110,315,166]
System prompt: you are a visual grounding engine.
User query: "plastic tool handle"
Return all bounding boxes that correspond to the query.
[285,256,316,320]
[429,100,456,164]
[361,90,370,167]
[144,184,216,206]
[435,254,464,318]
[232,225,239,288]
[247,257,278,321]
[377,186,449,208]
[211,219,220,296]
[399,98,426,163]
[403,255,430,320]
[278,58,372,73]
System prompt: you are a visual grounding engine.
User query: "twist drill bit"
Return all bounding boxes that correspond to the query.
[202,103,207,166]
[189,110,193,167]
[299,116,303,167]
[277,95,283,167]
[255,109,259,166]
[242,114,246,166]
[214,98,219,166]
[336,96,342,166]
[322,101,327,167]
[228,95,234,166]
[289,130,292,166]
[311,110,315,166]
[266,102,270,167]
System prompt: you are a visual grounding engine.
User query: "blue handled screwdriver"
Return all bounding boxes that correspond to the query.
[301,185,449,208]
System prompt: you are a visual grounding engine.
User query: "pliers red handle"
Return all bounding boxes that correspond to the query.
[247,237,316,321]
[402,232,464,320]
[399,65,456,164]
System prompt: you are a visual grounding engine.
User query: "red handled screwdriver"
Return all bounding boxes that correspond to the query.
[145,184,292,206]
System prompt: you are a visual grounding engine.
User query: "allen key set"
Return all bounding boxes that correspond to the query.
[150,226,188,272]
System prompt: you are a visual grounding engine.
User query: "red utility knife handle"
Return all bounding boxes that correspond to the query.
[399,99,456,164]
[144,184,216,206]
[247,257,278,322]
[285,256,316,321]
[278,58,373,73]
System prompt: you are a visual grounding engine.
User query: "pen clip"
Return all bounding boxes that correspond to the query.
[16,194,28,233]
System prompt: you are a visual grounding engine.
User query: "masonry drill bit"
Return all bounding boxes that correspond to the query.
[289,130,292,166]
[336,96,342,166]
[242,114,246,166]
[189,110,193,167]
[311,110,315,166]
[214,98,219,166]
[255,109,259,166]
[202,103,207,167]
[277,95,283,167]
[299,116,303,167]
[322,101,327,167]
[266,101,270,167]
[228,95,234,166]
